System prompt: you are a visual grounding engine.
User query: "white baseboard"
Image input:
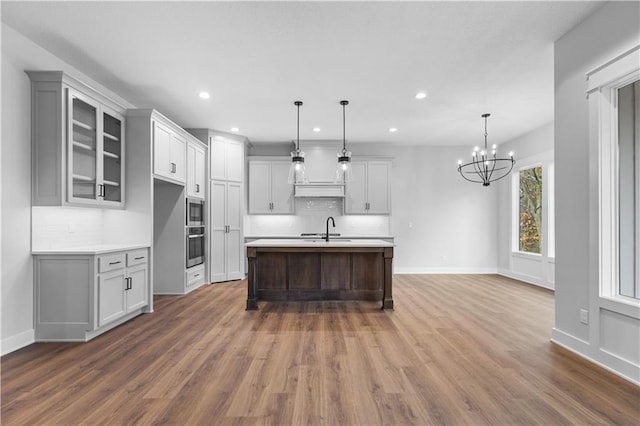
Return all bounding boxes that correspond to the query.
[2,329,35,356]
[394,267,498,274]
[551,328,640,386]
[498,268,555,290]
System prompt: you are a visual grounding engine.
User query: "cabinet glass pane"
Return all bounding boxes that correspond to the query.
[71,97,97,199]
[102,112,122,202]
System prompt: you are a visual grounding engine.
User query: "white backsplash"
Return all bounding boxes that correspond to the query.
[32,206,103,250]
[245,198,390,236]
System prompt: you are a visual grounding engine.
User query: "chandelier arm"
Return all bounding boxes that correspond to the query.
[458,167,486,184]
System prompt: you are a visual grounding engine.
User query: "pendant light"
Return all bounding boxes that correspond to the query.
[457,113,515,186]
[335,100,353,183]
[287,101,307,184]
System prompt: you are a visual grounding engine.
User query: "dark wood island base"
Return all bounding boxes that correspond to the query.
[246,241,394,310]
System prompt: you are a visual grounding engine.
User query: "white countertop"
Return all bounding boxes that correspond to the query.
[32,243,150,255]
[245,238,394,248]
[244,235,394,240]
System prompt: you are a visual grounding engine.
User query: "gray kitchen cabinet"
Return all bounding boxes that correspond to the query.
[345,160,391,214]
[248,159,294,214]
[33,247,149,341]
[27,71,126,208]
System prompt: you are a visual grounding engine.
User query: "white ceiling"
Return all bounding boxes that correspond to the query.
[2,1,603,146]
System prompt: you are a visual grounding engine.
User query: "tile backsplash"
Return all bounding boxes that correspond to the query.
[245,198,390,236]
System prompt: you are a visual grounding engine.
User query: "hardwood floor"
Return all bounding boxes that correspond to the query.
[2,274,638,425]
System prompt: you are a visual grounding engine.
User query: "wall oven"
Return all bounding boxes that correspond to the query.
[186,198,205,227]
[186,226,205,268]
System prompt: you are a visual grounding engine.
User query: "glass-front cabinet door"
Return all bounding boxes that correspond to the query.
[69,90,99,203]
[101,107,124,205]
[67,89,125,207]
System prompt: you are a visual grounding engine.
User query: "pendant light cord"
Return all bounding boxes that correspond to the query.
[295,101,303,152]
[341,100,349,154]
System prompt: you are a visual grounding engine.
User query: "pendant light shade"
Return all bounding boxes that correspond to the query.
[335,100,353,183]
[288,101,307,184]
[457,113,515,186]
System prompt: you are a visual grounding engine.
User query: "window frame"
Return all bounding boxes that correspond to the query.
[587,44,640,314]
[511,156,554,260]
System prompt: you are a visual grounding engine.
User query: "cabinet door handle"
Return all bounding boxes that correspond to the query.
[196,183,200,193]
[109,261,122,265]
[194,273,200,278]
[134,256,145,260]
[171,162,177,173]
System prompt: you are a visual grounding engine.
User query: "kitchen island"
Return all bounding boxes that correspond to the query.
[245,239,394,310]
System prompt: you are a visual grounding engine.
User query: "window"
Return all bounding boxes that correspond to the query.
[618,80,639,299]
[587,44,640,308]
[519,166,543,254]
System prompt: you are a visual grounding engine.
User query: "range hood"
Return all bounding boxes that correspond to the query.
[293,141,345,197]
[294,182,344,197]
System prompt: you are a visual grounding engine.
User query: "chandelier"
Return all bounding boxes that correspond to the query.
[335,100,353,183]
[287,101,307,184]
[457,113,514,186]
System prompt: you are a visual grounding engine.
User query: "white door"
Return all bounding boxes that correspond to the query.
[367,161,391,214]
[249,161,272,214]
[270,162,294,214]
[170,133,186,183]
[226,140,244,182]
[98,270,126,327]
[153,121,173,180]
[226,182,243,280]
[186,143,197,198]
[126,265,148,312]
[194,145,206,197]
[345,161,367,214]
[210,138,226,181]
[210,181,227,282]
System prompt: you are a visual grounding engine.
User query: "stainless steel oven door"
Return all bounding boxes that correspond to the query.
[186,198,205,227]
[186,227,205,268]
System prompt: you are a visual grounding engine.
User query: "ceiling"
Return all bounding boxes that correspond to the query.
[2,1,603,146]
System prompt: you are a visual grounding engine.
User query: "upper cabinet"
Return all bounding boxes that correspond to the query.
[248,159,294,214]
[153,121,186,184]
[186,141,206,199]
[28,71,126,208]
[187,130,245,183]
[210,137,244,182]
[345,160,391,215]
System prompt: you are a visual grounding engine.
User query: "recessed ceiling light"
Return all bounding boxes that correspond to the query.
[199,91,210,99]
[415,91,427,100]
[231,127,239,132]
[389,127,398,133]
[312,127,321,132]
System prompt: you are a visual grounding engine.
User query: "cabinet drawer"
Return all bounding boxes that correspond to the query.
[127,250,148,267]
[99,253,126,273]
[186,266,205,288]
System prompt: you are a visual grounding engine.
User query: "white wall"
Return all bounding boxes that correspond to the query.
[0,24,140,354]
[496,123,555,289]
[553,1,640,384]
[248,143,499,273]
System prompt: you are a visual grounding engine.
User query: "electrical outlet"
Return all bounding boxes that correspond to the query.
[580,309,589,325]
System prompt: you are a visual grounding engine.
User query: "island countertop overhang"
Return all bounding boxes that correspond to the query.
[245,238,394,248]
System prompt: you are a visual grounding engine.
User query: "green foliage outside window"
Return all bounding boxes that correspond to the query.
[519,167,543,253]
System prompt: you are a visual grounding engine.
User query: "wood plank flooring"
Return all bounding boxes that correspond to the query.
[2,274,639,425]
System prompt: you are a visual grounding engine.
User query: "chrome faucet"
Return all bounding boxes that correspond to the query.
[325,216,335,242]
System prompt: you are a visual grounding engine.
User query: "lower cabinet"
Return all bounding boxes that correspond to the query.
[34,247,150,341]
